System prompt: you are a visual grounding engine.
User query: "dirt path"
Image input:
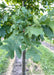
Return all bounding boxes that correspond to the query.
[10,57,44,75]
[3,56,22,75]
[11,56,22,75]
[41,41,54,53]
[3,55,44,75]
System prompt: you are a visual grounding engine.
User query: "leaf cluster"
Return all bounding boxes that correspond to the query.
[0,2,54,62]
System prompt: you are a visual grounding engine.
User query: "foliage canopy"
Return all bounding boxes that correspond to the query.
[0,0,54,62]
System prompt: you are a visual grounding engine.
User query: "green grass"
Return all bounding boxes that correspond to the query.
[37,45,54,75]
[0,49,9,75]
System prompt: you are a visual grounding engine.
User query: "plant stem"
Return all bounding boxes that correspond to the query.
[22,50,26,75]
[22,1,26,75]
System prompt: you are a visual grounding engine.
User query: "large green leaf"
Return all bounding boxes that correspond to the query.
[33,15,41,26]
[0,2,7,8]
[49,21,54,33]
[26,47,40,62]
[42,25,53,39]
[4,14,8,22]
[0,34,22,58]
[0,28,6,37]
[25,26,44,37]
[40,15,50,25]
[15,46,21,58]
[48,9,54,16]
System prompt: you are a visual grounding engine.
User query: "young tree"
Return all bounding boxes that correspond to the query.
[0,0,54,75]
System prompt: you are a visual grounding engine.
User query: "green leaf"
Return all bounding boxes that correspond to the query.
[4,14,8,22]
[48,9,54,16]
[42,25,53,39]
[26,47,40,62]
[33,54,40,63]
[40,15,47,24]
[21,7,27,14]
[40,15,50,25]
[0,28,6,37]
[0,2,7,8]
[19,25,23,32]
[9,50,14,59]
[25,26,44,37]
[49,21,54,33]
[0,40,2,46]
[0,45,14,59]
[15,47,21,58]
[24,36,31,46]
[33,15,41,26]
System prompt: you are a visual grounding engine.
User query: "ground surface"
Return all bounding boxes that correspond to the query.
[3,41,54,75]
[41,41,54,53]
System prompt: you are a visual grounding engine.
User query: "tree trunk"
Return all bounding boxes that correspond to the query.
[22,1,26,75]
[22,50,26,75]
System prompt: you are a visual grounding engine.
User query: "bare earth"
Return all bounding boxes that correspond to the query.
[41,41,54,53]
